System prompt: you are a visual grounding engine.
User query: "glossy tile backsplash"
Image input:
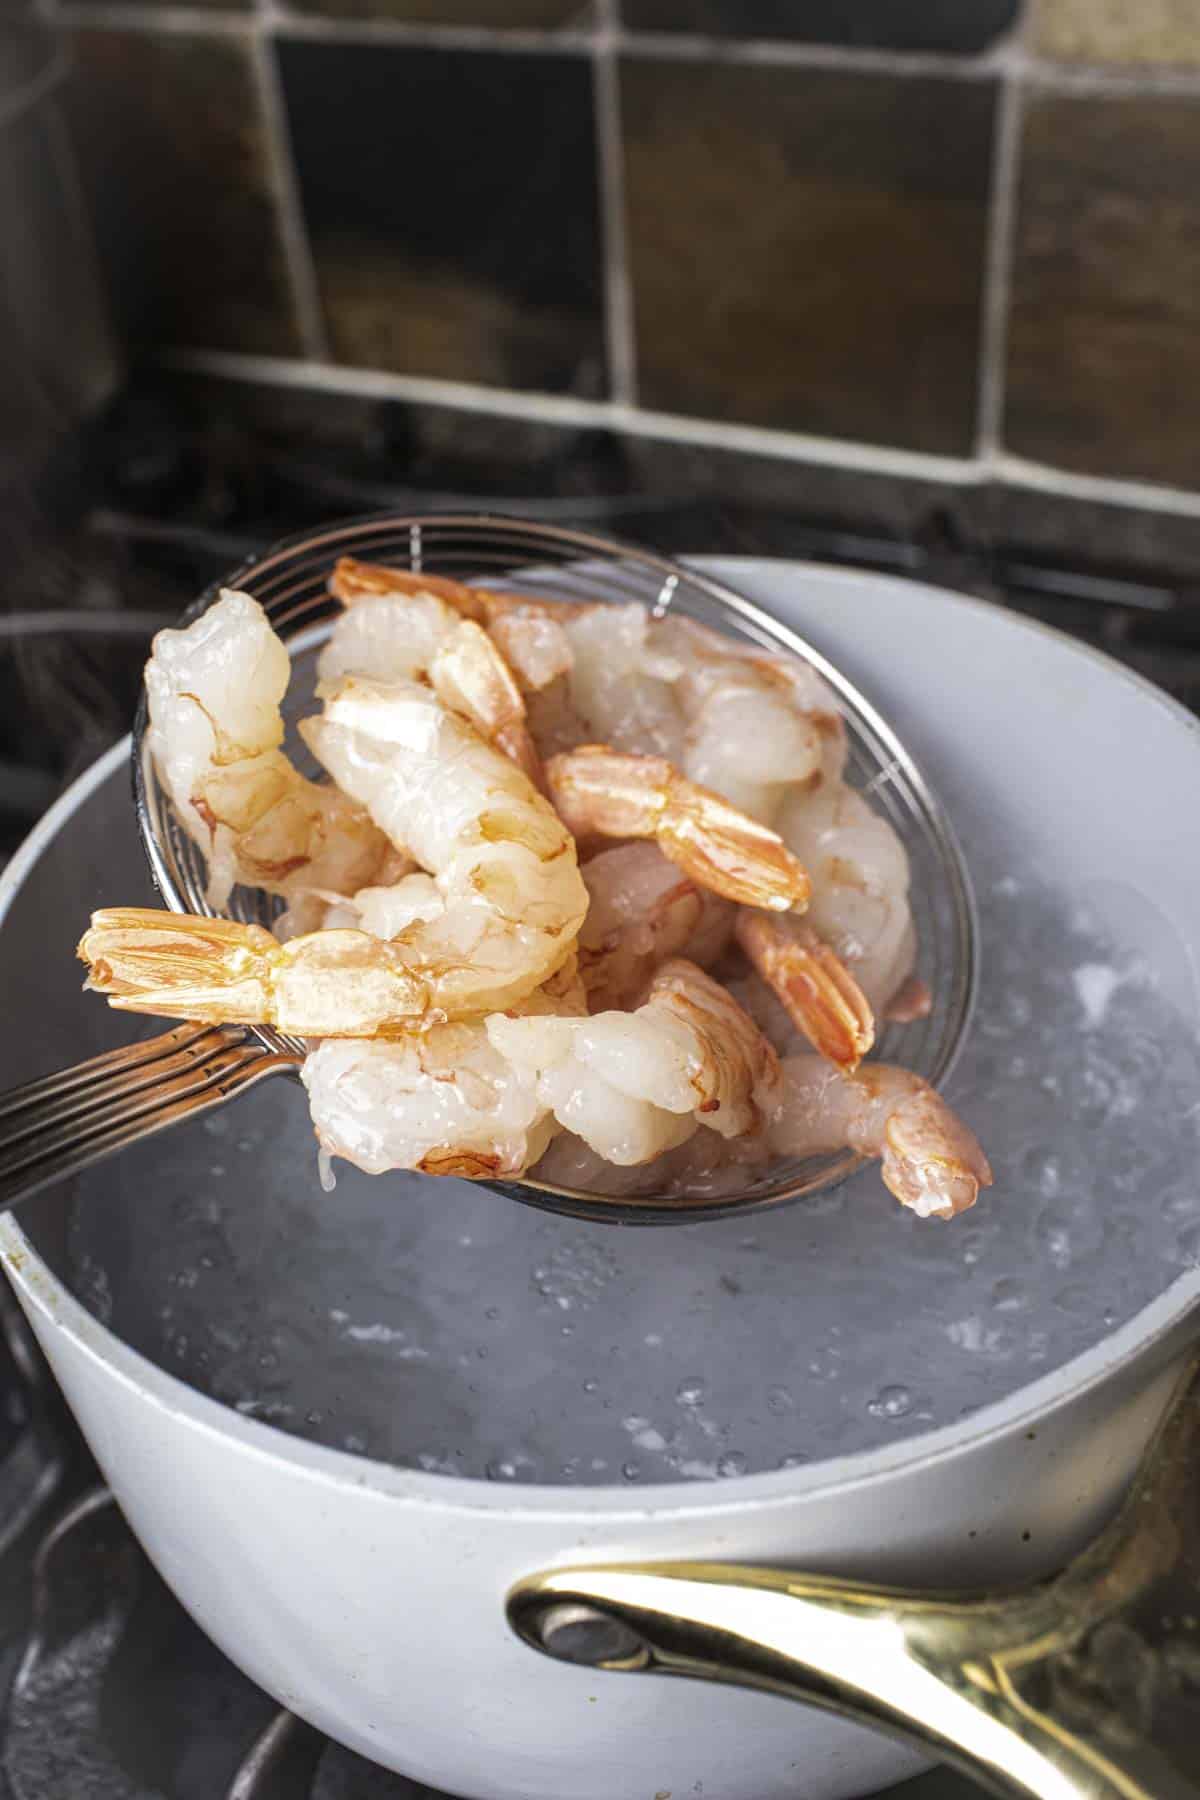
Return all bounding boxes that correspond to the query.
[51,0,1200,500]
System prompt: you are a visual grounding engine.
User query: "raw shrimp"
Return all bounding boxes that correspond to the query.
[145,589,387,909]
[301,957,586,1182]
[82,676,589,1030]
[545,747,811,912]
[735,910,875,1072]
[650,613,842,821]
[321,577,543,787]
[487,959,780,1165]
[329,557,586,760]
[579,843,735,1011]
[303,675,587,1014]
[775,732,919,1017]
[769,1056,992,1220]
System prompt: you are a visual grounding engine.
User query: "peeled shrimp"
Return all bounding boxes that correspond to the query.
[302,676,586,1015]
[650,613,840,822]
[329,557,586,759]
[735,910,875,1072]
[774,728,919,1017]
[579,843,735,1011]
[488,959,780,1166]
[770,1056,992,1220]
[82,674,588,1030]
[545,747,810,912]
[145,589,387,909]
[301,957,586,1182]
[321,577,542,787]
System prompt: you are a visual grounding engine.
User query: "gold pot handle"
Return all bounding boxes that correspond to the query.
[509,1356,1200,1800]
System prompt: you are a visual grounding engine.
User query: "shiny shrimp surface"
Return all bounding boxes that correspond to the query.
[145,590,387,909]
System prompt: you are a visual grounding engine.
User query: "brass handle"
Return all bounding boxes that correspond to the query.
[509,1356,1200,1800]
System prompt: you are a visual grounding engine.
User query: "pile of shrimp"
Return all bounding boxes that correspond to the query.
[77,559,992,1221]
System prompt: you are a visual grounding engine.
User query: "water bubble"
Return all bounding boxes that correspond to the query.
[717,1452,747,1478]
[867,1385,912,1420]
[343,1434,367,1454]
[485,1306,501,1320]
[779,1453,809,1470]
[582,1379,599,1394]
[622,1461,640,1482]
[675,1379,705,1407]
[1053,1283,1092,1317]
[766,1386,794,1414]
[990,1278,1025,1313]
[807,1347,839,1380]
[305,1410,323,1426]
[487,1459,518,1482]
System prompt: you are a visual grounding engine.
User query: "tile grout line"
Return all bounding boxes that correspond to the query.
[975,56,1024,457]
[161,348,1200,521]
[45,6,1200,96]
[593,0,637,407]
[252,11,329,362]
[263,10,594,53]
[162,347,980,481]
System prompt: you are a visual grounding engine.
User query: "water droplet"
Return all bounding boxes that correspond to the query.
[305,1409,323,1426]
[485,1306,500,1320]
[487,1459,518,1482]
[867,1385,912,1420]
[717,1452,747,1478]
[779,1453,809,1470]
[621,1461,640,1481]
[560,1323,575,1336]
[675,1379,705,1407]
[1054,1282,1092,1317]
[766,1385,794,1414]
[343,1434,367,1454]
[582,1379,598,1394]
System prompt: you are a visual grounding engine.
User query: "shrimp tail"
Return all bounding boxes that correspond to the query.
[879,1087,993,1221]
[78,907,433,1035]
[329,557,489,620]
[78,908,279,1024]
[545,747,810,912]
[735,910,875,1071]
[430,621,545,792]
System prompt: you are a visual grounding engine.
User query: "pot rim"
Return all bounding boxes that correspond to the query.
[3,558,1198,1523]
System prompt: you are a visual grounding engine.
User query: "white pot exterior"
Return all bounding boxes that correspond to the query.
[3,558,1200,1800]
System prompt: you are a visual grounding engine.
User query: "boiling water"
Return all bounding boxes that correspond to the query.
[67,862,1200,1485]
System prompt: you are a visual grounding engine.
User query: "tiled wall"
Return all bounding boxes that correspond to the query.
[49,0,1200,500]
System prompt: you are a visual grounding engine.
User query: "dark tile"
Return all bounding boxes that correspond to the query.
[66,31,301,356]
[1005,90,1200,487]
[278,39,606,396]
[621,0,1016,54]
[1036,0,1200,68]
[284,0,589,22]
[621,59,995,454]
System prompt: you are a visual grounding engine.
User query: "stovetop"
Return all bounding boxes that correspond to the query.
[3,371,1199,1796]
